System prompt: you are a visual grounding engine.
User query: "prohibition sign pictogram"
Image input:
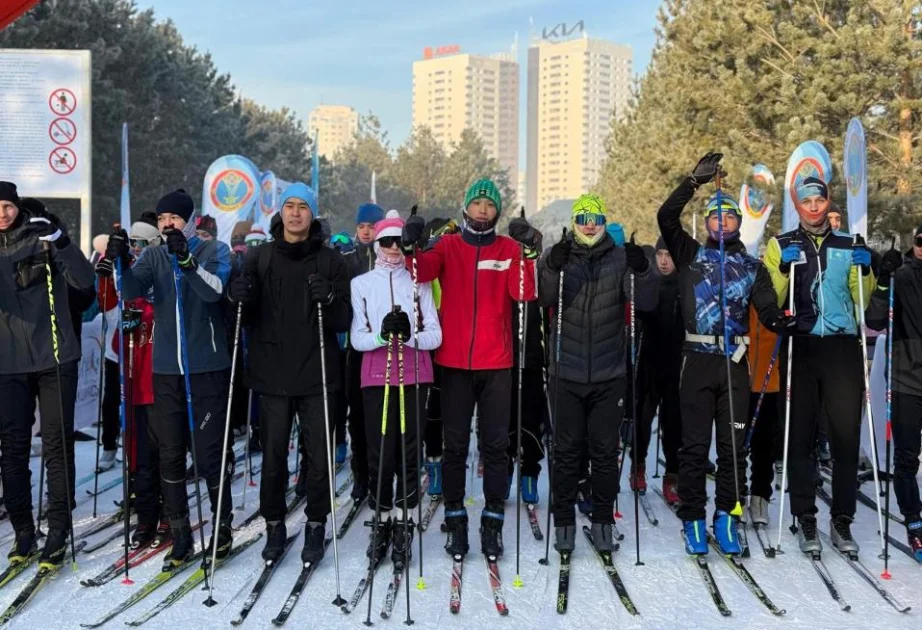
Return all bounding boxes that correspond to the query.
[49,88,77,116]
[49,117,77,146]
[49,147,77,174]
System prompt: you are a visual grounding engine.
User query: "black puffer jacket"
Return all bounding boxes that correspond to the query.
[538,233,657,384]
[342,241,375,279]
[639,269,684,382]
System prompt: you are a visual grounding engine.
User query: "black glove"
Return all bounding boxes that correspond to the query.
[546,239,571,272]
[106,228,130,263]
[309,274,334,306]
[689,152,724,188]
[401,214,426,253]
[163,228,197,270]
[122,307,142,333]
[508,217,538,249]
[769,311,797,334]
[624,234,649,273]
[381,309,411,342]
[228,274,255,304]
[878,248,903,288]
[27,216,70,249]
[95,258,114,278]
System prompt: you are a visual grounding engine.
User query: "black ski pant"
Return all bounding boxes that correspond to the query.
[635,372,681,474]
[507,367,546,478]
[101,358,121,451]
[424,362,443,459]
[551,377,625,527]
[148,371,233,523]
[786,336,863,519]
[130,405,162,526]
[441,367,510,510]
[346,348,368,487]
[891,391,922,520]
[677,352,749,522]
[260,393,334,523]
[0,362,77,535]
[747,391,781,501]
[334,347,348,449]
[363,385,424,513]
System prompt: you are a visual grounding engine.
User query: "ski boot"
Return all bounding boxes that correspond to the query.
[443,507,469,558]
[577,478,593,516]
[683,519,708,555]
[164,519,194,569]
[206,518,234,561]
[906,519,922,563]
[629,465,647,494]
[426,457,442,496]
[7,528,37,564]
[366,515,393,565]
[39,528,70,568]
[151,518,171,549]
[391,518,414,567]
[830,515,859,557]
[749,495,770,527]
[480,504,505,558]
[796,514,822,555]
[554,525,576,554]
[262,520,287,562]
[130,521,158,550]
[662,474,679,505]
[521,476,539,504]
[335,443,348,467]
[301,522,327,564]
[590,523,615,554]
[712,510,742,555]
[98,449,117,472]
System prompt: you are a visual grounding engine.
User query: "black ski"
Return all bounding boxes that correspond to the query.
[334,472,354,498]
[335,496,366,539]
[231,532,300,626]
[638,493,659,526]
[706,534,785,615]
[269,535,332,627]
[380,562,405,619]
[556,552,571,614]
[525,504,543,541]
[419,495,442,532]
[341,553,385,614]
[817,530,910,613]
[750,523,776,558]
[0,541,87,625]
[807,550,850,611]
[0,550,41,591]
[448,555,463,614]
[580,526,638,616]
[82,520,138,553]
[693,554,731,617]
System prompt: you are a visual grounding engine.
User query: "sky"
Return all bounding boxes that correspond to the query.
[134,0,662,160]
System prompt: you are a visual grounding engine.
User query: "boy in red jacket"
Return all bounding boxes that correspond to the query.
[402,179,538,560]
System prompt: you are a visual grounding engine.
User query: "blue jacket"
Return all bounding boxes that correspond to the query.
[122,236,232,375]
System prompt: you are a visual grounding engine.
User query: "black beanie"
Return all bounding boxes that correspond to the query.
[156,188,194,223]
[0,181,20,207]
[139,211,158,228]
[655,236,667,252]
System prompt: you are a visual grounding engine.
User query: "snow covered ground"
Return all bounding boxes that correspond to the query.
[2,425,920,630]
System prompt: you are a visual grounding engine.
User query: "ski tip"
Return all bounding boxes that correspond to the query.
[512,575,524,588]
[416,577,427,590]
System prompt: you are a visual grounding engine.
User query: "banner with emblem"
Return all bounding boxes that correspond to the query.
[738,163,775,255]
[201,155,261,244]
[843,118,868,237]
[783,140,833,233]
[253,171,292,235]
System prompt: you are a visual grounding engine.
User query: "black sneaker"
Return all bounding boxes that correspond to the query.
[8,528,37,564]
[391,518,415,567]
[480,505,504,558]
[131,522,157,550]
[165,518,194,569]
[151,518,171,549]
[206,521,233,561]
[366,517,392,565]
[38,528,69,568]
[301,522,327,564]
[443,508,469,558]
[262,520,287,562]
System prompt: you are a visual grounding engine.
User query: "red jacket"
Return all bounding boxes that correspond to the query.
[408,231,537,370]
[98,278,155,406]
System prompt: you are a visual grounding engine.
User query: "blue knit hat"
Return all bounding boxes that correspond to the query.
[356,203,385,226]
[606,222,625,246]
[279,182,317,217]
[796,176,828,202]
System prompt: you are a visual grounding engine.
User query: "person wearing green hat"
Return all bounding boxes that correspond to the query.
[401,178,538,560]
[538,193,655,555]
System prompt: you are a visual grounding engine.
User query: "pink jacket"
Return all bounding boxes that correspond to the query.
[350,265,442,387]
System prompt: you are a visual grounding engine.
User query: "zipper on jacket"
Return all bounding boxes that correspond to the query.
[586,256,597,382]
[806,233,826,337]
[468,236,483,370]
[209,319,216,353]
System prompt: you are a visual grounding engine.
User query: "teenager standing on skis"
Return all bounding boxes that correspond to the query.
[539,194,655,553]
[350,210,442,567]
[764,176,874,555]
[401,179,537,560]
[0,182,94,567]
[865,229,922,561]
[107,188,235,567]
[657,154,794,556]
[228,183,351,565]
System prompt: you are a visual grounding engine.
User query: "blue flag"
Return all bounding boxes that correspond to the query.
[311,129,320,202]
[120,123,130,228]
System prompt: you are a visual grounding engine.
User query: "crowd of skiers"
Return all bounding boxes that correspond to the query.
[1,147,921,582]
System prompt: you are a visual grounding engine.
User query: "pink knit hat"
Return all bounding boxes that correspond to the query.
[374,209,404,240]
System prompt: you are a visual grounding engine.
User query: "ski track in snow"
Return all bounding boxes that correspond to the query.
[2,427,920,630]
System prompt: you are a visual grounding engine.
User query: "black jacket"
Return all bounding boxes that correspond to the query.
[342,241,375,279]
[639,269,684,381]
[241,220,352,396]
[511,299,547,372]
[538,233,656,384]
[866,254,922,395]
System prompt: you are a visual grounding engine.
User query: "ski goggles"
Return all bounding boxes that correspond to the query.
[129,238,150,249]
[573,213,606,226]
[377,236,401,249]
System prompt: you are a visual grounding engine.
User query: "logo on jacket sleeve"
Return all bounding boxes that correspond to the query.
[478,259,512,271]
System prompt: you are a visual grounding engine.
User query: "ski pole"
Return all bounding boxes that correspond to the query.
[171,254,209,584]
[652,408,661,479]
[745,335,783,451]
[93,277,109,518]
[853,234,886,557]
[36,454,45,539]
[513,208,526,589]
[313,277,346,607]
[204,302,243,606]
[42,241,78,569]
[238,389,255,512]
[409,206,426,590]
[776,241,800,551]
[630,267,643,566]
[396,311,414,625]
[540,228,565,566]
[882,264,895,578]
[365,328,394,625]
[120,302,135,584]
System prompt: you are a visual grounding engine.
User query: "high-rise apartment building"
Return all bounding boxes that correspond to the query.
[412,48,519,190]
[308,104,359,161]
[526,35,632,212]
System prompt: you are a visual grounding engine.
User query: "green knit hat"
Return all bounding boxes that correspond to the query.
[463,178,502,214]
